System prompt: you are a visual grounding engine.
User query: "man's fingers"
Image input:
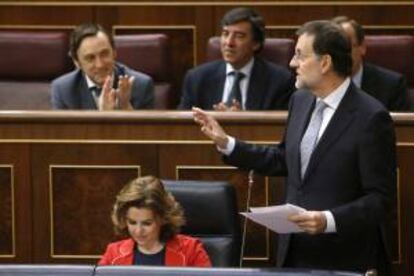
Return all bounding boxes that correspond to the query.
[288,213,308,223]
[102,75,113,95]
[288,211,326,235]
[193,107,214,124]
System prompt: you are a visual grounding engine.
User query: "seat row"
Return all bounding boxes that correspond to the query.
[0,30,413,109]
[0,31,170,109]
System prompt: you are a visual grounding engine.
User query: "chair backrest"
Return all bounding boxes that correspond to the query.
[162,180,241,267]
[364,35,414,95]
[0,31,72,110]
[114,34,172,109]
[0,265,94,276]
[206,36,295,68]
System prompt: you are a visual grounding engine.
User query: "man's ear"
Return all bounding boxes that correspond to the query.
[72,59,81,69]
[320,54,332,75]
[360,40,367,57]
[252,42,260,53]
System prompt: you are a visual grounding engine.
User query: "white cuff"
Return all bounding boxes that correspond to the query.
[217,136,235,156]
[323,211,337,233]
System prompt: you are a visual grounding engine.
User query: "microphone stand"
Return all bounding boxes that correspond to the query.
[239,170,254,267]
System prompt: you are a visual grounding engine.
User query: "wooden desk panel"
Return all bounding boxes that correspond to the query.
[0,111,412,274]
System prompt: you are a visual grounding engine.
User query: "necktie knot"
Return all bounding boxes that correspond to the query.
[226,71,245,107]
[90,86,102,97]
[314,100,327,116]
[231,71,245,82]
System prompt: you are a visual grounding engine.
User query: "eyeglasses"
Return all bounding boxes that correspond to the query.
[292,51,318,62]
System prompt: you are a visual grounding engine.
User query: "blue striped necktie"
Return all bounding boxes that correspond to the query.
[300,100,328,178]
[226,71,245,107]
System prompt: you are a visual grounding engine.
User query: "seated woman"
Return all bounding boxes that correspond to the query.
[99,176,211,266]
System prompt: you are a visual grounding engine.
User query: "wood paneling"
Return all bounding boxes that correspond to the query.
[50,165,140,257]
[0,145,32,262]
[0,167,13,257]
[0,110,411,274]
[30,143,157,262]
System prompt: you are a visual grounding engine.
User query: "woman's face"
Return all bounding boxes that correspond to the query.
[125,207,163,251]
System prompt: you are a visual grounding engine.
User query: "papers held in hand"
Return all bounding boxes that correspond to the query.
[240,204,306,233]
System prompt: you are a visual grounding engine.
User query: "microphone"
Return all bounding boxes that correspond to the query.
[113,65,126,109]
[113,65,126,90]
[239,169,254,267]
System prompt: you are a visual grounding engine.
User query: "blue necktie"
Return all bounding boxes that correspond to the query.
[300,100,328,178]
[226,71,245,106]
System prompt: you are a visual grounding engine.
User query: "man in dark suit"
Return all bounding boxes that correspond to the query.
[179,7,294,111]
[51,23,154,110]
[193,20,396,275]
[333,16,411,111]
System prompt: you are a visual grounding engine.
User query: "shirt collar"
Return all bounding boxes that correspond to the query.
[84,74,99,90]
[84,72,115,90]
[319,77,351,110]
[352,64,363,88]
[225,57,254,77]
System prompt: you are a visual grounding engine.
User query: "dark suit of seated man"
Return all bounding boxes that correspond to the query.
[333,16,411,111]
[51,23,154,110]
[178,7,295,111]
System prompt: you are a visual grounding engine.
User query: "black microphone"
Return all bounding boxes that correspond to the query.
[240,169,254,267]
[113,65,127,109]
[112,65,126,90]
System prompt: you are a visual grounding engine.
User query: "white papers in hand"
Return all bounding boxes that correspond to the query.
[240,203,306,233]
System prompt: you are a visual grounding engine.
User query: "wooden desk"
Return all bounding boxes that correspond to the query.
[0,111,412,275]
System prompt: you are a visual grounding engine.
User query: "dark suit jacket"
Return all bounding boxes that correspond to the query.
[224,82,396,274]
[361,62,411,111]
[178,57,295,110]
[51,63,154,109]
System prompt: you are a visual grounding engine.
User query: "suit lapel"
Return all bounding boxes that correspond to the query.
[246,58,266,110]
[303,83,358,180]
[206,62,226,108]
[79,77,97,109]
[289,91,316,184]
[360,63,375,97]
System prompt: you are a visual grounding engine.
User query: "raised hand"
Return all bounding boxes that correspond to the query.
[117,75,135,110]
[99,75,117,110]
[192,107,229,149]
[213,100,241,111]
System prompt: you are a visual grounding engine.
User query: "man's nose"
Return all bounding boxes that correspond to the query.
[224,34,235,46]
[289,57,298,69]
[94,56,104,68]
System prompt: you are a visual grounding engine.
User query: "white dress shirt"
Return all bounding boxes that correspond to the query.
[85,74,101,106]
[85,73,115,107]
[222,58,254,109]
